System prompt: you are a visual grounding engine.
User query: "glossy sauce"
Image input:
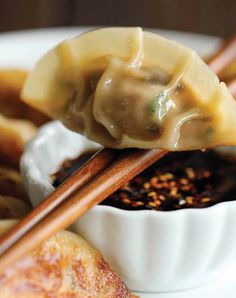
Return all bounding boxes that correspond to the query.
[51,150,236,211]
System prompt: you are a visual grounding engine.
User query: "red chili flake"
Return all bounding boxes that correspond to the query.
[136,201,144,206]
[150,177,158,184]
[203,171,211,178]
[144,182,151,189]
[53,150,236,212]
[148,202,157,208]
[154,183,163,189]
[123,198,131,204]
[186,196,194,205]
[186,167,195,179]
[169,181,177,187]
[170,187,178,196]
[159,195,166,201]
[201,197,210,203]
[180,178,188,185]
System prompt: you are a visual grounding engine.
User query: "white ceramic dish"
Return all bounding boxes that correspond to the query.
[135,258,236,297]
[21,120,236,292]
[2,27,236,295]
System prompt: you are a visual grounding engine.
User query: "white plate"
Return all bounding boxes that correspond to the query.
[1,27,235,298]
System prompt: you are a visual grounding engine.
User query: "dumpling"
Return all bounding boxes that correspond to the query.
[0,195,31,219]
[0,222,136,298]
[22,27,236,150]
[0,69,50,126]
[0,166,27,200]
[0,114,36,167]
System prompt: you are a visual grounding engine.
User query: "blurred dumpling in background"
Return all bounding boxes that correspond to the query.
[0,69,51,168]
[0,69,138,297]
[0,166,27,200]
[0,222,137,298]
[0,220,17,235]
[0,69,49,219]
[0,196,31,219]
[0,114,36,168]
[0,69,50,126]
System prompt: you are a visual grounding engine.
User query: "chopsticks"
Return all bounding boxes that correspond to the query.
[207,33,236,97]
[207,33,236,76]
[0,31,236,272]
[0,148,167,271]
[227,76,236,97]
[0,147,119,255]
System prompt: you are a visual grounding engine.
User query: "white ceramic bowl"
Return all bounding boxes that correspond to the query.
[21,121,236,292]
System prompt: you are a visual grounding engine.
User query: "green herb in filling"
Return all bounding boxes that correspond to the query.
[203,126,215,140]
[148,90,169,119]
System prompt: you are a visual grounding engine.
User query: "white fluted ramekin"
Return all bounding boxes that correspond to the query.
[21,121,236,292]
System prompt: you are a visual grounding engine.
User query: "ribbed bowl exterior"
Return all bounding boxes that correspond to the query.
[72,203,236,291]
[21,121,236,292]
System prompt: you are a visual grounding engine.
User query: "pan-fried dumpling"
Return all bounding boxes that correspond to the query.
[22,27,236,150]
[0,223,135,298]
[0,69,50,126]
[0,166,27,200]
[0,114,36,167]
[0,220,18,235]
[0,196,31,219]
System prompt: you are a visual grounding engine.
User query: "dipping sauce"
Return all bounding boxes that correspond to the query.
[51,150,96,188]
[51,150,236,211]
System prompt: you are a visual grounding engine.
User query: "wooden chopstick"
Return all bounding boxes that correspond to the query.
[0,147,119,254]
[227,76,236,97]
[207,32,236,97]
[208,33,236,76]
[0,31,235,271]
[0,148,167,271]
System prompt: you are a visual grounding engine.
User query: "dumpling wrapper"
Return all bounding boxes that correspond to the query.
[0,166,27,200]
[0,195,31,219]
[0,69,50,126]
[0,220,18,235]
[0,222,135,298]
[22,27,236,150]
[0,114,36,167]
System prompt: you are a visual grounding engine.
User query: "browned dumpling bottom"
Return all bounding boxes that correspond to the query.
[0,229,135,298]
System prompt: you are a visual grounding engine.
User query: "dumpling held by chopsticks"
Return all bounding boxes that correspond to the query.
[22,27,236,150]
